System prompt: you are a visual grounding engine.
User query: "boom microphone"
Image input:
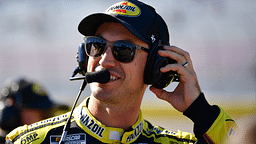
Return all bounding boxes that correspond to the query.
[59,68,110,144]
[70,68,110,84]
[85,69,110,83]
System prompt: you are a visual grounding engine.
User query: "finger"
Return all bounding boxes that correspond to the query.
[158,50,187,65]
[163,46,187,56]
[160,64,193,82]
[164,46,192,64]
[160,63,185,73]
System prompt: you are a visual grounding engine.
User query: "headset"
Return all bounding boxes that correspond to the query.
[71,43,87,77]
[73,16,180,89]
[72,39,180,89]
[144,40,180,89]
[144,14,180,88]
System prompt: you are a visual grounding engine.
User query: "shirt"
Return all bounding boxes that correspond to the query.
[6,93,237,144]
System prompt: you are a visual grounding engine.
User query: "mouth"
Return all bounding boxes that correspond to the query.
[109,72,122,82]
[94,66,121,82]
[110,75,120,81]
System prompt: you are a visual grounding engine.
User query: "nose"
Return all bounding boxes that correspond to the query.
[99,46,116,69]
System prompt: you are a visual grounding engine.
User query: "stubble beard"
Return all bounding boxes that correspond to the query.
[90,82,147,105]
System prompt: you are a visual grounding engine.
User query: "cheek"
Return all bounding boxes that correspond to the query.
[135,52,148,74]
[126,56,147,83]
[134,62,146,76]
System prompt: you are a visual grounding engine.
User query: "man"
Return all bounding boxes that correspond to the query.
[0,77,54,143]
[6,0,237,143]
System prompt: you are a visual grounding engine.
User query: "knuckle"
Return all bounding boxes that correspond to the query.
[183,51,190,57]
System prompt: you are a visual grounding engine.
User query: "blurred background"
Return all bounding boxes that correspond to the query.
[0,0,255,133]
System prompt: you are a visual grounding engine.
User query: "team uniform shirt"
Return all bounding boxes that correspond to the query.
[6,93,237,144]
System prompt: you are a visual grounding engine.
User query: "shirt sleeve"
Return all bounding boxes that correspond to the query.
[183,93,238,143]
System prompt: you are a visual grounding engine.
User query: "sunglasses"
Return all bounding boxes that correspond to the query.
[84,36,149,63]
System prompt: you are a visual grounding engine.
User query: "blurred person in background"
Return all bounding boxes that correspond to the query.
[0,77,54,143]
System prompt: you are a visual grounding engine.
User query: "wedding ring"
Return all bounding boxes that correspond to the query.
[182,61,189,67]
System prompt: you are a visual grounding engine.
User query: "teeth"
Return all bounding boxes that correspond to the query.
[110,75,118,80]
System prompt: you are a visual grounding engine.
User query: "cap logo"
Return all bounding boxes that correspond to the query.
[105,1,141,17]
[151,34,156,43]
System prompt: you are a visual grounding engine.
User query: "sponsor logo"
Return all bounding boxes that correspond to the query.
[126,121,143,142]
[109,131,121,140]
[29,114,68,128]
[153,127,163,134]
[80,109,105,137]
[106,1,140,17]
[228,128,236,136]
[151,34,156,43]
[164,130,176,135]
[146,127,175,136]
[50,133,86,144]
[21,132,39,144]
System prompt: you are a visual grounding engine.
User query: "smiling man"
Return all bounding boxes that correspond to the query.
[6,0,237,143]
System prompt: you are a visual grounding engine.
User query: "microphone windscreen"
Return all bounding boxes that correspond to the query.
[85,69,110,84]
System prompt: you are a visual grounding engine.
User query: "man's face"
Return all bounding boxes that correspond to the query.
[87,22,149,104]
[21,108,44,125]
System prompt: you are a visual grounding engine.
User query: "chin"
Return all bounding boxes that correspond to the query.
[90,85,115,102]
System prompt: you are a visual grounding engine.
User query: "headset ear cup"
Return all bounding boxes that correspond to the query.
[78,43,88,76]
[144,43,178,89]
[0,105,21,132]
[144,44,157,85]
[152,57,172,89]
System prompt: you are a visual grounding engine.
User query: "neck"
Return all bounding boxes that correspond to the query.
[88,95,143,131]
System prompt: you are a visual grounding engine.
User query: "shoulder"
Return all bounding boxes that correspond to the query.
[6,112,70,144]
[141,120,197,143]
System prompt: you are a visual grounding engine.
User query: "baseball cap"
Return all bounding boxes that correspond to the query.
[20,81,53,109]
[78,0,170,47]
[0,78,53,110]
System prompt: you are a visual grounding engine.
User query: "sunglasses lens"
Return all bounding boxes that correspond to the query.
[85,37,106,57]
[113,42,136,63]
[85,37,138,63]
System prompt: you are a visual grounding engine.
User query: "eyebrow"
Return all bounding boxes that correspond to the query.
[95,34,104,39]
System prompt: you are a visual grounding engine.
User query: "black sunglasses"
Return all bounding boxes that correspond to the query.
[84,36,149,63]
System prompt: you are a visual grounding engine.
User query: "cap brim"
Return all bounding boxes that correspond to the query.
[78,13,150,44]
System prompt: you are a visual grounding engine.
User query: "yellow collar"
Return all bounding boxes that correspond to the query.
[73,97,144,143]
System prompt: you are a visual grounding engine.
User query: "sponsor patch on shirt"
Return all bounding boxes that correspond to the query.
[79,107,105,138]
[21,132,39,144]
[50,133,86,144]
[109,131,121,140]
[29,114,69,128]
[126,121,143,143]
